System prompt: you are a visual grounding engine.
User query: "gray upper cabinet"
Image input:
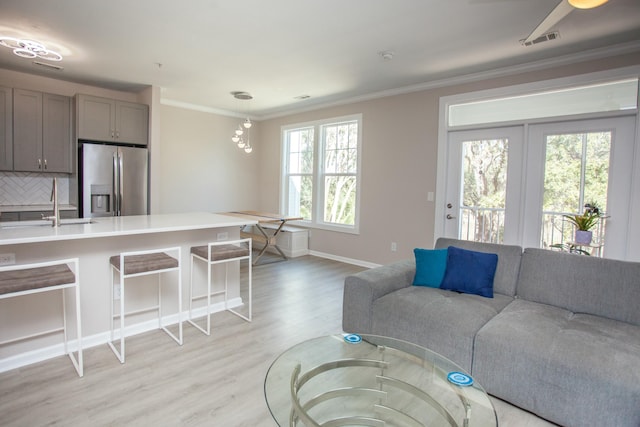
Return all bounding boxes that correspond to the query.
[77,94,148,145]
[13,89,71,173]
[0,87,12,171]
[42,93,72,173]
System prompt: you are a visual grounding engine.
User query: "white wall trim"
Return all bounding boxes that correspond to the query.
[160,98,257,120]
[309,250,379,269]
[159,42,640,121]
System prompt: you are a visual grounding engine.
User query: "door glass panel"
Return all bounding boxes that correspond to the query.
[460,138,508,243]
[541,131,611,251]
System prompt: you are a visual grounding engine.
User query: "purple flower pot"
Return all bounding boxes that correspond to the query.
[575,230,593,245]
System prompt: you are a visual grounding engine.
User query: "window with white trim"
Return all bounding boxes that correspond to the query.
[281,115,362,233]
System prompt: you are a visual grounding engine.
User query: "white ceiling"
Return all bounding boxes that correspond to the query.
[1,0,639,118]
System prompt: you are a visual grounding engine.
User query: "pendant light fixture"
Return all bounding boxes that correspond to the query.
[230,91,254,154]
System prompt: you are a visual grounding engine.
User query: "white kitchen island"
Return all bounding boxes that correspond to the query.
[0,212,256,372]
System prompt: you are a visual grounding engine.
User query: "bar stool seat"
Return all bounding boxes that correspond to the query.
[108,247,182,364]
[189,239,252,335]
[110,252,179,275]
[0,258,83,377]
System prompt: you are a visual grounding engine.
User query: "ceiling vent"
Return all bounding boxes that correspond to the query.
[231,91,253,100]
[32,61,64,71]
[520,31,560,47]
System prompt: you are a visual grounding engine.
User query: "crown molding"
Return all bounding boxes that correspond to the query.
[161,40,640,121]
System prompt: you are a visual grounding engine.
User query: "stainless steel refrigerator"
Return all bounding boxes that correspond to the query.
[79,141,148,218]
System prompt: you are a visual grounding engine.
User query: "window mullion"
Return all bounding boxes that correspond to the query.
[314,124,324,225]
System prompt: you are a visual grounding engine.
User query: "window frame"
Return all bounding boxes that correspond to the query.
[281,114,363,234]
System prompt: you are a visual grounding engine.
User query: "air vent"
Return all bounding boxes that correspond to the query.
[231,91,253,100]
[32,61,64,71]
[520,31,560,47]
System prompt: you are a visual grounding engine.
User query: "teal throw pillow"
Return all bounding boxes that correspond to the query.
[440,246,498,298]
[413,248,448,288]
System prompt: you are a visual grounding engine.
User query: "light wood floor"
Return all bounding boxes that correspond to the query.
[0,255,555,426]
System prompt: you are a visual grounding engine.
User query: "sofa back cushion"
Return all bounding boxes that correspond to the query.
[517,248,640,326]
[435,238,522,297]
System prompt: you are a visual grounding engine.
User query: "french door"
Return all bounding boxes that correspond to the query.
[444,127,523,245]
[443,116,636,259]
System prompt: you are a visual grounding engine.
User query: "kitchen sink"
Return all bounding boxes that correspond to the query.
[0,218,97,228]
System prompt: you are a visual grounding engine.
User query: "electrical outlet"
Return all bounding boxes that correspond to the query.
[0,253,16,266]
[391,242,397,252]
[217,231,229,241]
[113,284,121,300]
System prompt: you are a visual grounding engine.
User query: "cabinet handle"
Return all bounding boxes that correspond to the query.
[44,159,48,170]
[116,131,120,139]
[111,130,115,138]
[38,158,42,169]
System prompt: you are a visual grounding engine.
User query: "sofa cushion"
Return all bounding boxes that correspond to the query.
[517,248,640,326]
[371,286,513,372]
[412,248,448,288]
[473,299,640,427]
[435,238,522,297]
[440,246,497,298]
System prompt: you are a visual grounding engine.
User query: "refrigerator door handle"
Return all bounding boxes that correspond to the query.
[118,151,124,216]
[113,152,119,216]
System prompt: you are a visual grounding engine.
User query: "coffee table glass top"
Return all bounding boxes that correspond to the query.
[264,334,497,427]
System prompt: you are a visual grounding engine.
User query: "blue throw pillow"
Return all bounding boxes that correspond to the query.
[440,246,498,298]
[413,248,448,288]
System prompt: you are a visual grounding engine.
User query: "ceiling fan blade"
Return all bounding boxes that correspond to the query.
[525,0,574,43]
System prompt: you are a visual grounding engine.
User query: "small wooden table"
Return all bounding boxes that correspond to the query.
[221,211,303,265]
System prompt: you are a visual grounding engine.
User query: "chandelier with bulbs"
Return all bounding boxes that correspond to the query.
[231,91,253,154]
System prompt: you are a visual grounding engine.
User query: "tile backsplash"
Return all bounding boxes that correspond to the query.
[0,172,70,205]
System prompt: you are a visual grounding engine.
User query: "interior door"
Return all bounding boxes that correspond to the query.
[444,127,524,245]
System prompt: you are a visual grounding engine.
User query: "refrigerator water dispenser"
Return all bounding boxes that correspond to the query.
[90,184,111,214]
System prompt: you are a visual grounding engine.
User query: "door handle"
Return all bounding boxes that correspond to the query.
[113,153,119,216]
[446,214,456,220]
[118,151,124,215]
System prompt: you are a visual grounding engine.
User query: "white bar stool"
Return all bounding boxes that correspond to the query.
[0,258,83,377]
[188,239,252,335]
[108,247,182,363]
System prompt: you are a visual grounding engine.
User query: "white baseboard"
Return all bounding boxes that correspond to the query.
[0,297,243,374]
[309,250,380,269]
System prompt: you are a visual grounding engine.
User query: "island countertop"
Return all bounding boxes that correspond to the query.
[0,212,256,246]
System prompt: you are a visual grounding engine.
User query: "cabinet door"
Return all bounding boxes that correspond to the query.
[0,87,12,171]
[42,93,71,173]
[77,95,115,141]
[116,101,148,145]
[13,89,43,172]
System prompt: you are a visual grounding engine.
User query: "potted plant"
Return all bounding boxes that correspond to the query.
[563,202,604,245]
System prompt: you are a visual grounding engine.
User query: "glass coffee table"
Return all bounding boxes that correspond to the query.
[264,334,497,427]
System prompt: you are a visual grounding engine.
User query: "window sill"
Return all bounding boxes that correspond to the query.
[289,220,359,235]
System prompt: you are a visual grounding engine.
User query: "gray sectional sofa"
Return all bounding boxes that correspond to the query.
[342,238,640,427]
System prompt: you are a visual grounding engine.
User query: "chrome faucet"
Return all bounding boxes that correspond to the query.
[43,177,60,227]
